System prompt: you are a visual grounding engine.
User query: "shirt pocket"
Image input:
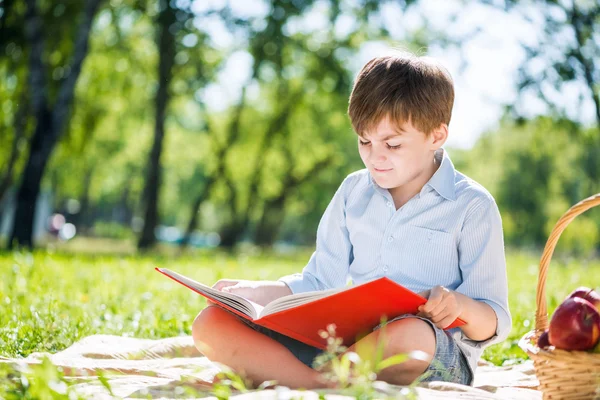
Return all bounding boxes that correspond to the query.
[388,225,457,279]
[348,231,379,276]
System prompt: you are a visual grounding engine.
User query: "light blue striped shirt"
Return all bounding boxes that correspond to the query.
[279,148,512,377]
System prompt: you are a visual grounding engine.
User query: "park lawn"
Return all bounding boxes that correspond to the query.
[0,245,599,366]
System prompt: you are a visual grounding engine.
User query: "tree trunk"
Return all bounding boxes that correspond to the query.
[118,184,133,225]
[0,88,28,205]
[253,155,333,247]
[180,176,215,249]
[8,0,101,249]
[217,178,242,250]
[0,0,16,48]
[218,220,245,249]
[569,4,600,189]
[254,194,286,247]
[9,109,53,248]
[137,0,176,250]
[570,3,600,129]
[218,87,302,249]
[209,86,248,250]
[71,166,93,232]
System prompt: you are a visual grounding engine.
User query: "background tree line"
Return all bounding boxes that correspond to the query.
[0,0,599,255]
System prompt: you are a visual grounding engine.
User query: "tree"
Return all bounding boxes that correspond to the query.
[7,0,103,249]
[177,0,436,250]
[137,1,220,250]
[483,0,600,191]
[44,2,160,235]
[0,88,28,205]
[178,0,322,249]
[456,115,600,253]
[136,0,177,250]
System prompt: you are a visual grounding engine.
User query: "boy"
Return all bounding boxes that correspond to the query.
[192,52,511,389]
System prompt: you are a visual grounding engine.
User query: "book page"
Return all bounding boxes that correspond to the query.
[157,268,264,319]
[260,286,343,317]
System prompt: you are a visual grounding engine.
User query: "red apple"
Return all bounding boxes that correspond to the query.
[537,330,551,349]
[567,286,600,311]
[548,297,600,351]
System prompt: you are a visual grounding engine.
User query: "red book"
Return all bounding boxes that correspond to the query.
[156,268,466,350]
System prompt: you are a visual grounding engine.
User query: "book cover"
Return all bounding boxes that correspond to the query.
[156,267,466,350]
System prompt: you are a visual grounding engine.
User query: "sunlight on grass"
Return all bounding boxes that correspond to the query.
[0,246,599,368]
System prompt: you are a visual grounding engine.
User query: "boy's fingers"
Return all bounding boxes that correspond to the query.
[429,303,450,322]
[422,286,443,312]
[436,315,455,330]
[435,307,461,328]
[213,280,239,291]
[429,298,450,317]
[430,306,450,323]
[223,286,252,298]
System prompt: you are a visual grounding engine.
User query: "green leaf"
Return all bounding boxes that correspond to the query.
[376,354,409,372]
[97,371,114,396]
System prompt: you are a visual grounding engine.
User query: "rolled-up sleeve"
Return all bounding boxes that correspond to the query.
[278,176,355,293]
[455,197,512,347]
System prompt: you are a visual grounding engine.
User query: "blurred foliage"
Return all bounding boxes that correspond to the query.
[0,0,599,253]
[91,220,135,240]
[454,116,600,256]
[494,0,600,128]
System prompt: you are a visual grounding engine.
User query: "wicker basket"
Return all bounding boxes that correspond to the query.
[518,193,600,400]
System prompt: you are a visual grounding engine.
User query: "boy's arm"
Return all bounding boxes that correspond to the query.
[419,286,499,341]
[420,197,513,343]
[212,279,292,306]
[454,292,499,341]
[278,176,355,294]
[454,197,512,344]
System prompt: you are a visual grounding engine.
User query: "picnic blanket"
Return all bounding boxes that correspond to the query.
[1,335,541,399]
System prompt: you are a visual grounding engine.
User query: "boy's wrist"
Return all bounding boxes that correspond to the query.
[453,291,472,323]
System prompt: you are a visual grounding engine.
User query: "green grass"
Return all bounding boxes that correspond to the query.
[0,244,599,367]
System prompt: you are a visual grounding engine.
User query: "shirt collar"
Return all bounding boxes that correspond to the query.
[368,148,457,201]
[424,148,457,201]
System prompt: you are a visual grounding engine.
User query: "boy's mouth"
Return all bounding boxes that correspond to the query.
[374,168,392,173]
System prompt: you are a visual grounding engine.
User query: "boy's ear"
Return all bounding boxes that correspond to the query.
[429,123,448,150]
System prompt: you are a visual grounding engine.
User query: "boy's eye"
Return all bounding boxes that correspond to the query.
[359,140,401,150]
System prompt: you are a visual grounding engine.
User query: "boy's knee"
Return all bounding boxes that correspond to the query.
[192,306,233,355]
[382,317,436,356]
[373,318,436,383]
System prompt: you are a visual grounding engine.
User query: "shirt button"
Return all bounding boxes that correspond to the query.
[383,266,389,272]
[386,201,392,207]
[388,236,393,242]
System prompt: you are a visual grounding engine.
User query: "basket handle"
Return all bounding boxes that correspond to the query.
[535,193,600,332]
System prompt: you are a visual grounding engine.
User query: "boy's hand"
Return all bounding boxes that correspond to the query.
[417,286,463,329]
[211,279,292,306]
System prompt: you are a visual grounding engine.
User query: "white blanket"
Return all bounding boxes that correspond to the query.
[1,335,541,399]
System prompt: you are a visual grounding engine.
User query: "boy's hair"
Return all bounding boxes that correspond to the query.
[348,53,454,137]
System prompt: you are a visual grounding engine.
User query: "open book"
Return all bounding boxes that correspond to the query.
[156,268,466,349]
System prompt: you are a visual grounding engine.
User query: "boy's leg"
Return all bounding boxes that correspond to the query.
[345,315,472,386]
[192,306,330,389]
[345,317,435,385]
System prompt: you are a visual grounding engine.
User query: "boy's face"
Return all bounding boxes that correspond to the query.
[358,115,446,192]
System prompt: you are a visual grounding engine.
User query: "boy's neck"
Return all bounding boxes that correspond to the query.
[388,152,441,210]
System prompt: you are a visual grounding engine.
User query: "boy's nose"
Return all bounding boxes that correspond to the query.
[369,149,387,163]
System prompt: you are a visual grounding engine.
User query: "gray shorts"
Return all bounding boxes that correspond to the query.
[237,313,473,386]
